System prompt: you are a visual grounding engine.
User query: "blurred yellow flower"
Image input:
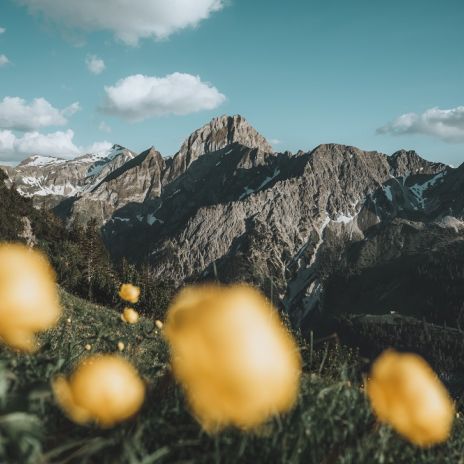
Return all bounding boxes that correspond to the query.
[164,283,302,432]
[52,354,145,427]
[367,350,454,446]
[155,320,163,330]
[0,243,61,352]
[121,307,139,324]
[118,283,140,304]
[117,341,125,352]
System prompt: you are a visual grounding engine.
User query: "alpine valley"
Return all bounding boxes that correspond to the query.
[2,115,464,370]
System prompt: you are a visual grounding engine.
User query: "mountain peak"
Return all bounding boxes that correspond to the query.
[180,114,273,157]
[389,149,446,176]
[163,115,273,182]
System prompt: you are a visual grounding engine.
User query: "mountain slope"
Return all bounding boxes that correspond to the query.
[103,142,447,289]
[1,145,135,209]
[62,147,166,224]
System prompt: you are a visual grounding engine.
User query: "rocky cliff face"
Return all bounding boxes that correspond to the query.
[3,114,463,328]
[100,134,459,328]
[64,147,165,225]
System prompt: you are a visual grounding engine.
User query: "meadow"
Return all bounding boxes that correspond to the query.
[1,289,464,464]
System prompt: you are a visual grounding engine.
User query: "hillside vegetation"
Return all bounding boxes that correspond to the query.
[1,290,464,464]
[0,168,174,315]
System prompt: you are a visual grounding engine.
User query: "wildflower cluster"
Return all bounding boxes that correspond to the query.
[0,242,457,451]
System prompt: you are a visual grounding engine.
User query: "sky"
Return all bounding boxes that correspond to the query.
[0,0,463,166]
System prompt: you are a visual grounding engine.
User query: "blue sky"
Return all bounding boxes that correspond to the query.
[0,0,463,165]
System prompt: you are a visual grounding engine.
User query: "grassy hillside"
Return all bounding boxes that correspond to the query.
[1,290,464,463]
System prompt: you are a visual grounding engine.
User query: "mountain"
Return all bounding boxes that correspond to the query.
[2,115,275,225]
[102,139,461,324]
[1,144,135,209]
[2,114,463,332]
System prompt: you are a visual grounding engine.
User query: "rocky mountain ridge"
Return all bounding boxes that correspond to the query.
[100,139,461,323]
[1,114,463,328]
[1,145,135,208]
[1,115,271,218]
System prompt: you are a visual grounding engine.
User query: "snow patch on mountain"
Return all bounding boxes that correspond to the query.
[334,213,354,224]
[147,213,164,225]
[283,216,331,314]
[409,171,446,209]
[384,185,393,202]
[239,168,281,200]
[19,155,67,167]
[6,144,136,204]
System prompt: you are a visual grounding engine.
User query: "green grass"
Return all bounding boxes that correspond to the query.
[1,291,464,463]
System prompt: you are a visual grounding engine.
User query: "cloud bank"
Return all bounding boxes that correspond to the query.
[101,73,226,121]
[17,0,224,45]
[0,97,80,132]
[378,106,464,143]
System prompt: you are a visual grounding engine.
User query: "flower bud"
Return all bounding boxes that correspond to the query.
[164,284,301,431]
[121,308,139,324]
[118,284,140,304]
[0,243,61,351]
[53,355,145,427]
[367,350,454,446]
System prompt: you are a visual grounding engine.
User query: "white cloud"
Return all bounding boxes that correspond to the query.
[378,106,464,143]
[269,139,282,146]
[86,54,105,74]
[0,27,5,34]
[0,54,10,67]
[0,129,113,162]
[0,97,80,131]
[17,0,224,45]
[0,129,79,161]
[14,130,79,157]
[101,73,226,122]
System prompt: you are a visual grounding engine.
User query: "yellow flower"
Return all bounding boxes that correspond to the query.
[367,350,454,446]
[118,284,140,304]
[164,283,302,432]
[0,243,61,352]
[155,320,163,330]
[121,307,139,324]
[117,341,125,352]
[52,354,145,427]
